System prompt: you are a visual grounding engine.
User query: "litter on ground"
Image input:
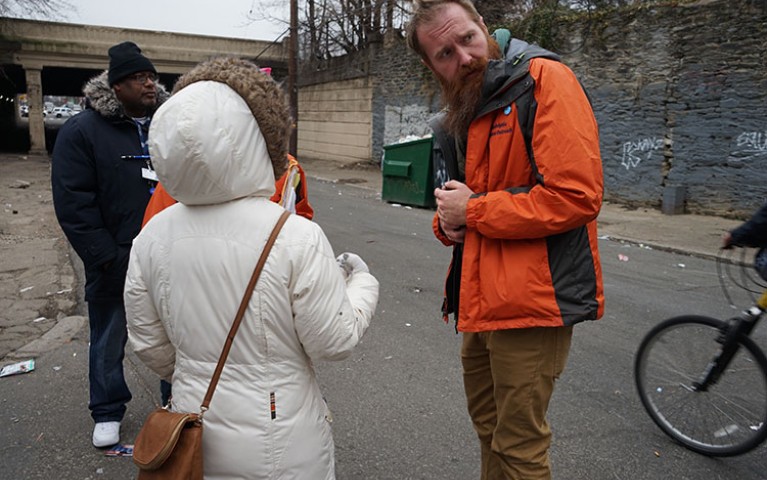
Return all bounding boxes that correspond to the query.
[0,359,35,377]
[105,444,134,457]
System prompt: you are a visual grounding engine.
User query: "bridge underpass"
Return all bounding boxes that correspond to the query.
[0,17,288,154]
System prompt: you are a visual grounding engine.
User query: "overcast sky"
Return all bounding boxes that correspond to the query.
[61,0,288,41]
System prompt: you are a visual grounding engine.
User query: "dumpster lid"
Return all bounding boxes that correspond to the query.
[383,135,432,149]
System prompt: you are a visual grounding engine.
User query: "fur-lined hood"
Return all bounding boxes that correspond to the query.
[82,71,170,118]
[148,57,291,207]
[149,80,277,206]
[170,57,291,178]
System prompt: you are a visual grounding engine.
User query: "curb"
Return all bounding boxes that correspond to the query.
[6,315,87,360]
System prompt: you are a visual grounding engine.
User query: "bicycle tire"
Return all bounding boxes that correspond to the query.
[634,315,767,456]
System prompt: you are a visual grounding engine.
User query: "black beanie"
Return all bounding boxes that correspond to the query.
[108,41,156,86]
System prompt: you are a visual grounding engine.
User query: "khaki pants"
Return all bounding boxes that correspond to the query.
[461,327,573,480]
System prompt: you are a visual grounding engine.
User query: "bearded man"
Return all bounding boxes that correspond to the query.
[406,1,604,479]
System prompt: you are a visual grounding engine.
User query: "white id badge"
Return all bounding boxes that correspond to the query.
[141,167,159,182]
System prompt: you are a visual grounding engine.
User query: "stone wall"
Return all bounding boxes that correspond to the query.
[558,0,767,217]
[296,36,441,166]
[370,33,441,163]
[298,0,766,217]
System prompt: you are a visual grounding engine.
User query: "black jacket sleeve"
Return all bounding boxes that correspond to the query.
[51,120,118,270]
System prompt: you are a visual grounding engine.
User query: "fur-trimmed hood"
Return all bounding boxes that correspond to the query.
[148,57,291,207]
[82,70,170,118]
[170,57,291,178]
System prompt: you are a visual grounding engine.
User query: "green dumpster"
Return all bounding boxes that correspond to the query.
[381,137,435,208]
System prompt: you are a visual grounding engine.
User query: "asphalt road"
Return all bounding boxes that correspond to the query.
[306,178,767,480]
[2,175,766,479]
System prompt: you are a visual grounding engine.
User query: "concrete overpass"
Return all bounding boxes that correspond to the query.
[0,17,289,154]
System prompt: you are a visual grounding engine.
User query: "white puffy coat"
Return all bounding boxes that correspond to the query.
[125,81,379,479]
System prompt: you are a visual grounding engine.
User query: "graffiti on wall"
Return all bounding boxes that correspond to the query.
[621,137,664,170]
[732,131,767,159]
[384,105,432,147]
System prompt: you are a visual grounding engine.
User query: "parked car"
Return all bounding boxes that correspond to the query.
[51,107,73,118]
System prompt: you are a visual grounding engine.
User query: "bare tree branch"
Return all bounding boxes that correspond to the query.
[246,0,665,64]
[0,0,76,19]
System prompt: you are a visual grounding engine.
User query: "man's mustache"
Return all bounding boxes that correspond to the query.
[459,59,486,80]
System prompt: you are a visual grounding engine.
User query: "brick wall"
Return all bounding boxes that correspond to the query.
[297,77,374,164]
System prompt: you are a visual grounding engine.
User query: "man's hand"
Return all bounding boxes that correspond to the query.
[434,180,473,228]
[440,219,466,243]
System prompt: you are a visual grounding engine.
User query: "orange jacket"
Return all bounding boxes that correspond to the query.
[142,155,313,227]
[272,155,314,220]
[434,58,604,332]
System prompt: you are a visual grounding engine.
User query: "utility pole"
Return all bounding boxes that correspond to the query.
[288,0,298,157]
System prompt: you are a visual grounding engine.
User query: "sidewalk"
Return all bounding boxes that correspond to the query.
[0,154,83,361]
[296,155,744,260]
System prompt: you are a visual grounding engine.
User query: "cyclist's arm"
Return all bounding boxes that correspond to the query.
[727,203,767,248]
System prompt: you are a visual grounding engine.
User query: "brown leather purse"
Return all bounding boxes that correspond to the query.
[133,211,291,479]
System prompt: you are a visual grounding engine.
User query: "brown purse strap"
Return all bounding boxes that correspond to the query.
[199,210,291,414]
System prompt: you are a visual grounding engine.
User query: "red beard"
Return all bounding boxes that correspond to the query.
[438,37,502,139]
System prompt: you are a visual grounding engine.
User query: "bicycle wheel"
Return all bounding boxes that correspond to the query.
[635,315,767,456]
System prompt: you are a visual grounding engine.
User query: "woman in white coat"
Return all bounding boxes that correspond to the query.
[124,57,379,479]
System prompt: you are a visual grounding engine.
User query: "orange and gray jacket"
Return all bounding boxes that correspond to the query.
[431,38,604,332]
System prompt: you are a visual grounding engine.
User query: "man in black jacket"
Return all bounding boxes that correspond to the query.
[51,41,169,448]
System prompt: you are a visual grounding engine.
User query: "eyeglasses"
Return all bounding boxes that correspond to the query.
[125,72,158,84]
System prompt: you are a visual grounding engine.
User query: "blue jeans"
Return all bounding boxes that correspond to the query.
[87,301,132,422]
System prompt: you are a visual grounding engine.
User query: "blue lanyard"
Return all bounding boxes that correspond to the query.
[134,119,150,156]
[131,119,155,193]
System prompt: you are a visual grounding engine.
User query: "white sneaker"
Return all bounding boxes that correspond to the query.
[92,421,120,448]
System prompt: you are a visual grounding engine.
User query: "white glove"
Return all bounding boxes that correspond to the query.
[336,252,369,280]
